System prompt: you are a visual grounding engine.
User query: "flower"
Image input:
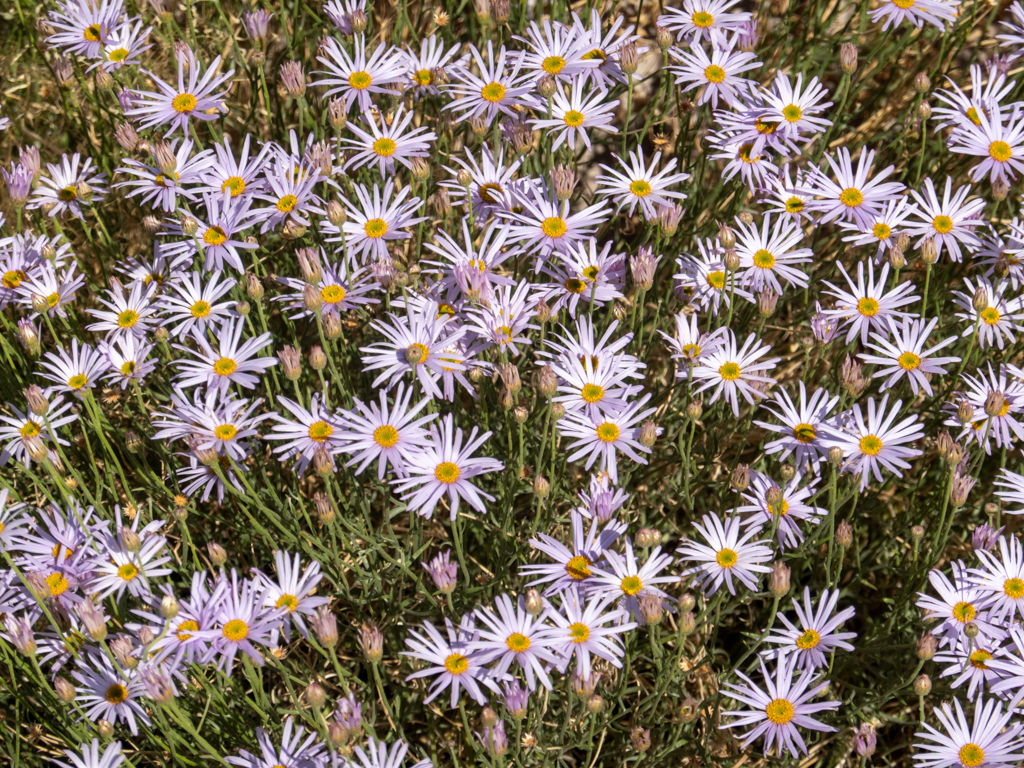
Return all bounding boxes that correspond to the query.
[172,319,276,394]
[547,592,636,679]
[443,42,539,123]
[531,80,618,152]
[763,588,857,670]
[691,330,779,417]
[954,276,1024,351]
[737,472,826,550]
[128,51,233,137]
[759,71,833,145]
[86,281,158,340]
[669,37,761,109]
[391,414,504,520]
[402,616,501,709]
[51,738,125,768]
[37,339,110,396]
[250,161,324,234]
[802,147,905,228]
[595,148,690,220]
[199,570,281,675]
[313,35,408,114]
[470,594,561,691]
[756,383,839,473]
[334,179,427,264]
[822,260,919,345]
[839,197,918,260]
[514,18,602,83]
[72,653,150,736]
[46,0,123,58]
[163,270,237,338]
[677,513,773,595]
[588,537,676,625]
[253,552,330,645]
[401,33,466,97]
[907,176,985,263]
[265,395,347,474]
[657,0,753,42]
[346,738,432,768]
[521,511,627,597]
[732,213,812,293]
[225,717,326,768]
[972,534,1024,624]
[858,317,960,396]
[824,394,924,490]
[916,562,1005,648]
[152,388,266,460]
[912,697,1024,768]
[28,153,108,220]
[115,137,213,213]
[721,653,840,758]
[503,186,610,263]
[950,102,1024,185]
[559,395,658,484]
[342,104,438,177]
[869,0,959,31]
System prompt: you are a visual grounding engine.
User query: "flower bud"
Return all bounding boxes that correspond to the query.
[630,727,651,752]
[964,621,980,639]
[619,41,639,75]
[723,248,740,271]
[533,475,550,499]
[6,617,35,656]
[312,607,339,648]
[309,345,327,372]
[537,75,556,99]
[586,693,605,714]
[638,420,658,448]
[571,668,599,697]
[888,245,906,271]
[916,632,938,660]
[679,697,700,722]
[119,526,141,553]
[55,678,76,704]
[481,706,498,728]
[498,387,514,411]
[686,397,703,421]
[280,345,303,381]
[349,9,367,32]
[110,636,137,669]
[913,674,932,696]
[431,189,451,217]
[323,310,342,341]
[911,524,925,541]
[656,25,673,51]
[769,561,791,597]
[681,611,696,636]
[840,42,858,74]
[536,366,557,398]
[97,720,114,739]
[513,405,529,424]
[731,464,750,492]
[855,724,877,758]
[158,593,181,624]
[207,541,227,566]
[993,179,1011,201]
[920,237,938,265]
[551,403,566,420]
[180,215,199,236]
[918,101,932,120]
[836,519,853,548]
[306,681,327,709]
[358,623,383,662]
[115,122,139,152]
[985,390,1006,417]
[974,286,990,312]
[525,588,544,616]
[778,464,796,482]
[24,385,49,416]
[639,593,664,625]
[914,72,931,93]
[327,98,347,131]
[758,288,779,318]
[77,600,108,642]
[636,528,662,548]
[313,446,334,478]
[551,165,577,201]
[679,593,696,613]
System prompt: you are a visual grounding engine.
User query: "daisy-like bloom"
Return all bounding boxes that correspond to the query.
[733,213,812,294]
[403,615,502,709]
[277,260,378,321]
[163,270,236,338]
[950,102,1024,185]
[0,396,78,468]
[443,42,539,123]
[16,261,86,319]
[313,35,406,114]
[538,240,626,318]
[201,134,272,199]
[691,331,779,417]
[514,18,602,83]
[391,414,504,520]
[138,573,226,665]
[674,238,753,316]
[503,185,610,262]
[859,318,960,396]
[589,537,676,625]
[677,514,773,595]
[402,33,466,97]
[85,281,158,340]
[333,179,427,264]
[822,260,919,345]
[440,147,523,223]
[763,588,857,670]
[720,653,840,759]
[265,395,347,475]
[250,161,324,234]
[46,0,122,58]
[709,131,780,192]
[51,739,125,768]
[128,51,233,137]
[575,472,631,521]
[532,80,617,152]
[172,319,276,395]
[660,311,727,372]
[802,147,905,228]
[90,19,151,72]
[225,717,326,768]
[869,0,959,31]
[551,352,643,419]
[917,562,1005,648]
[670,37,761,109]
[199,570,281,675]
[658,0,752,42]
[547,593,636,679]
[37,340,110,396]
[839,197,918,261]
[102,333,157,389]
[567,9,643,89]
[253,552,330,645]
[760,71,833,145]
[973,535,1024,623]
[979,220,1024,289]
[27,153,108,220]
[932,63,1016,132]
[342,104,438,177]
[115,138,214,213]
[824,394,924,490]
[347,738,432,768]
[756,384,839,473]
[163,192,260,273]
[0,489,29,550]
[560,395,658,484]
[935,635,1009,702]
[947,365,1024,454]
[466,280,539,357]
[952,276,1024,351]
[422,220,518,304]
[907,177,985,262]
[177,453,246,503]
[912,696,1024,768]
[89,529,172,601]
[153,388,266,460]
[737,473,825,550]
[762,165,815,224]
[471,594,561,691]
[360,301,468,401]
[595,148,690,220]
[72,653,150,736]
[521,512,627,597]
[336,383,436,480]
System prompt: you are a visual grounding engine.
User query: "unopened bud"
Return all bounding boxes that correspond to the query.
[686,398,703,421]
[723,248,740,271]
[639,593,664,625]
[681,611,696,636]
[279,345,303,381]
[533,475,550,498]
[914,72,931,93]
[638,420,658,448]
[98,720,114,739]
[758,288,779,318]
[180,215,198,236]
[911,524,925,541]
[840,43,858,74]
[769,561,790,597]
[974,286,990,312]
[586,693,605,714]
[920,238,938,265]
[55,678,76,704]
[916,632,938,660]
[306,681,327,709]
[731,464,750,492]
[636,528,661,548]
[656,26,673,51]
[836,519,853,548]
[327,200,346,226]
[160,594,179,620]
[513,405,529,424]
[888,245,905,270]
[913,674,931,696]
[985,390,1006,417]
[679,593,696,613]
[118,527,141,553]
[207,541,227,566]
[537,75,556,99]
[536,366,557,397]
[918,101,932,120]
[619,41,638,75]
[779,464,796,482]
[525,588,544,616]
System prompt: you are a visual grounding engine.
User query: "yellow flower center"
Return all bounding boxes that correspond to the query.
[176,619,199,641]
[117,563,139,581]
[793,423,816,443]
[982,307,1001,325]
[565,277,586,294]
[191,300,211,318]
[541,217,567,238]
[478,183,502,204]
[321,285,346,304]
[621,575,643,596]
[105,683,128,704]
[898,351,921,370]
[373,137,397,157]
[568,622,590,643]
[990,140,1013,162]
[840,187,864,207]
[444,652,469,674]
[481,82,506,102]
[796,628,820,649]
[563,110,585,127]
[2,269,26,289]
[755,117,778,134]
[952,601,976,623]
[719,362,741,380]
[222,176,246,196]
[970,649,992,669]
[20,422,40,438]
[276,195,298,213]
[214,357,237,376]
[364,218,388,238]
[435,461,461,483]
[857,297,880,316]
[120,361,136,376]
[117,310,138,328]
[46,572,69,596]
[108,47,130,63]
[765,699,794,724]
[966,106,982,125]
[349,71,371,89]
[204,226,228,246]
[59,186,77,202]
[958,744,985,768]
[223,619,249,641]
[768,499,790,517]
[84,24,102,41]
[692,10,714,26]
[68,374,88,390]
[215,424,237,440]
[582,48,607,61]
[859,435,882,455]
[276,594,299,612]
[542,55,566,74]
[506,632,531,652]
[1004,577,1024,599]
[704,64,726,83]
[581,383,604,403]
[785,197,804,213]
[873,222,891,240]
[707,270,726,289]
[682,343,701,358]
[415,69,434,86]
[308,421,334,442]
[172,93,197,113]
[630,179,652,197]
[566,555,593,580]
[933,215,954,234]
[716,548,738,568]
[374,425,399,448]
[782,104,803,122]
[596,422,620,442]
[47,292,61,308]
[753,249,775,269]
